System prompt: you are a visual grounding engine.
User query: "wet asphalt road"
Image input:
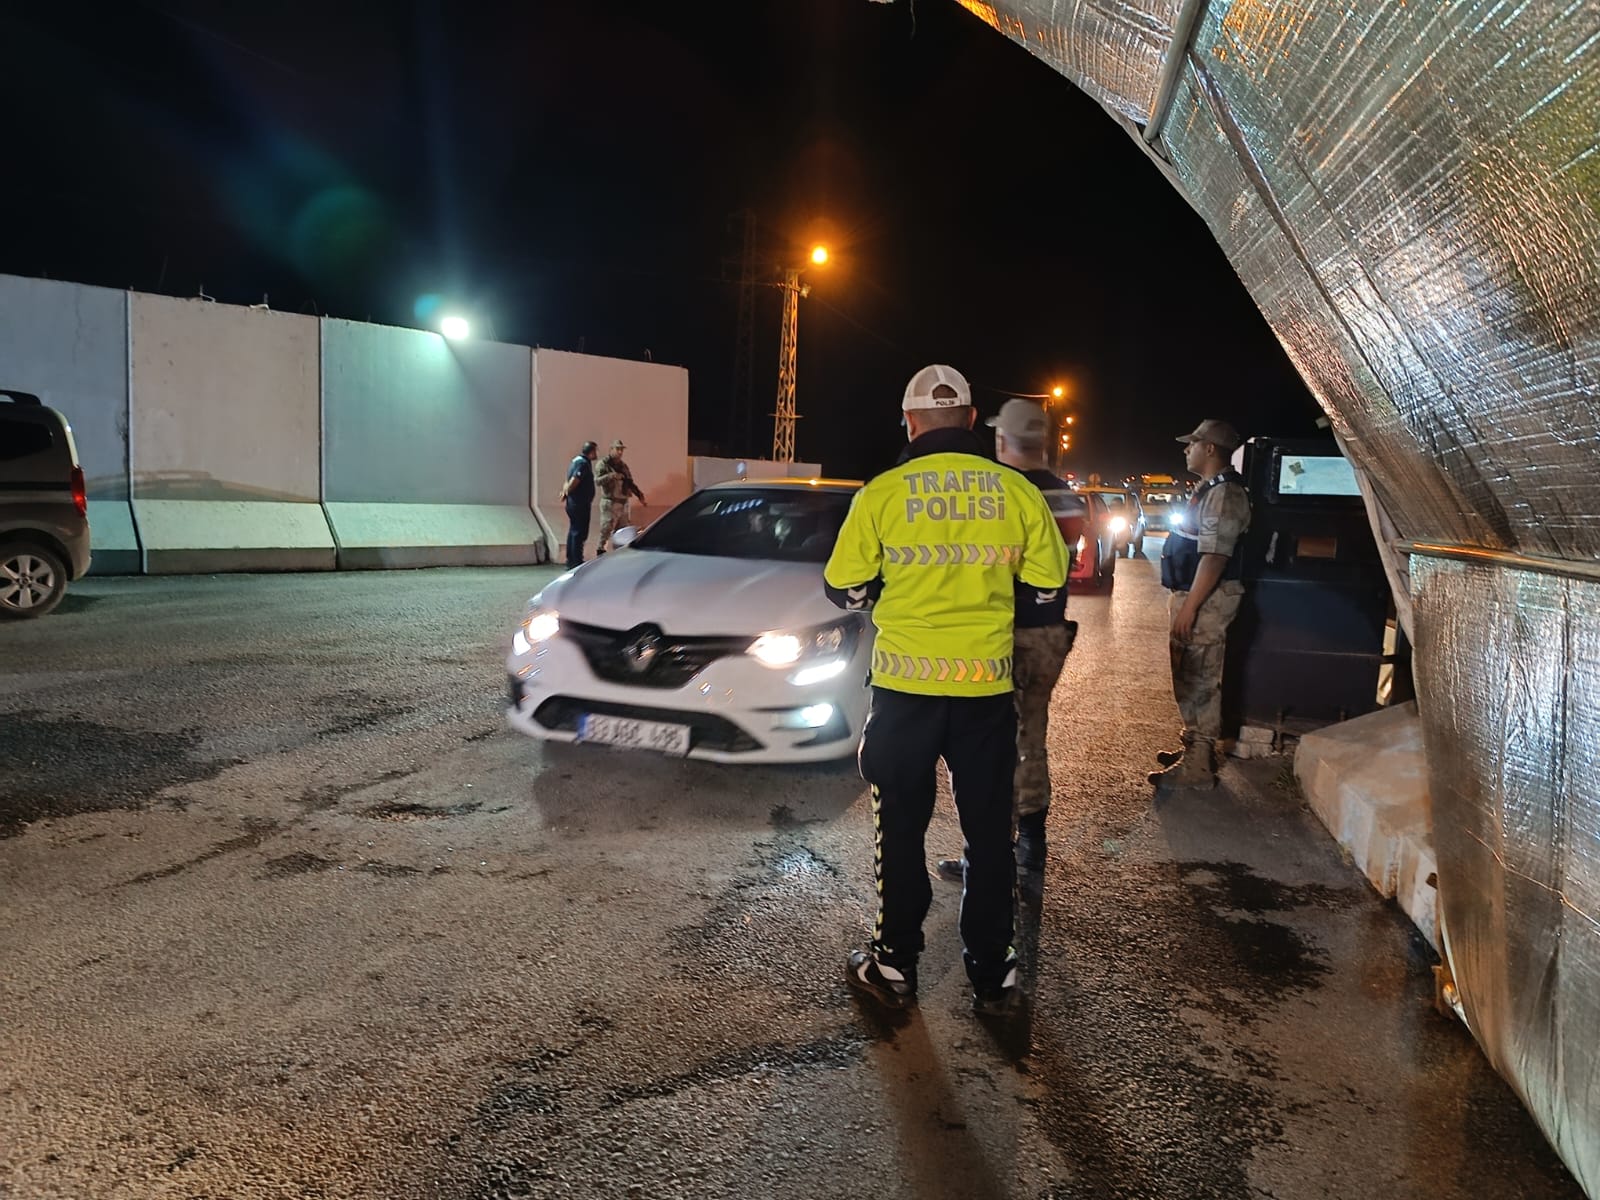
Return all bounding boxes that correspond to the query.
[0,555,1582,1199]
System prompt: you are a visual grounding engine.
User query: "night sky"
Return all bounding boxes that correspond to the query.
[2,0,1320,482]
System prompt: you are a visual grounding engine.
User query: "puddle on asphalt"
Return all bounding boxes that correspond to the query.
[1177,859,1348,1001]
[0,711,227,836]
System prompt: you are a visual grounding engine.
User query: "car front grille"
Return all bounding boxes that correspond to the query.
[532,696,764,754]
[561,620,751,689]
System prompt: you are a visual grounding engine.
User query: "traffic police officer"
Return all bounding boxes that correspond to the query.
[824,364,1069,1015]
[1152,419,1251,789]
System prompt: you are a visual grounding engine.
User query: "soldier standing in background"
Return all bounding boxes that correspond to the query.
[1151,419,1251,790]
[594,438,647,554]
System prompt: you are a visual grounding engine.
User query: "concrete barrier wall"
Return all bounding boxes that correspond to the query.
[532,350,690,556]
[0,275,139,573]
[321,320,543,567]
[129,294,333,573]
[3,276,700,577]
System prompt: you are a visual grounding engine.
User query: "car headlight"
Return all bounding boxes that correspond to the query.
[513,607,560,654]
[1108,516,1127,534]
[1075,535,1087,556]
[748,617,861,669]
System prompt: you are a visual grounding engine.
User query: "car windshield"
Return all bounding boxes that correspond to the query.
[1096,492,1127,509]
[631,487,855,563]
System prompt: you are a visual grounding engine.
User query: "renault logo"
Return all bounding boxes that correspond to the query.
[622,626,663,673]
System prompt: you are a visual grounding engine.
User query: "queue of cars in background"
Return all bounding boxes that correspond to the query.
[1133,473,1187,536]
[0,390,92,619]
[1066,487,1119,593]
[1080,485,1146,558]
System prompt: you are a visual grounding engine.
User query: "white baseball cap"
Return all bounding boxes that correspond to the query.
[902,364,972,412]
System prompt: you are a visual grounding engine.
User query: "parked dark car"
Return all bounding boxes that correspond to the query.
[1,390,92,618]
[1081,485,1146,557]
[1067,489,1118,593]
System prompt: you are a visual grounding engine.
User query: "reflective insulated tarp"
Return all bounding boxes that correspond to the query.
[962,0,1600,1191]
[952,0,1187,124]
[1411,554,1600,1195]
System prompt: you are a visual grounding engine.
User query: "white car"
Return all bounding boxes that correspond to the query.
[506,479,873,763]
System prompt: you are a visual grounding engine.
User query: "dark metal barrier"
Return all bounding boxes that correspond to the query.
[1222,436,1394,733]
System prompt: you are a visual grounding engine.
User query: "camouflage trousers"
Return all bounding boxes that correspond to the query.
[597,498,632,551]
[1013,622,1074,819]
[1167,585,1243,745]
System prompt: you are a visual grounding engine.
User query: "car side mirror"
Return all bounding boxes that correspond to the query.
[611,526,639,548]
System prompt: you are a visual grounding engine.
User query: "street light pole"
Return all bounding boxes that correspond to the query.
[772,267,804,463]
[771,245,828,463]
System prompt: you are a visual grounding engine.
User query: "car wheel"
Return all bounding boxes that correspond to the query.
[0,541,68,619]
[1132,536,1144,556]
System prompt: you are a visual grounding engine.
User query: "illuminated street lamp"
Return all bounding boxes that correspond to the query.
[440,314,471,340]
[772,244,830,462]
[1051,385,1065,400]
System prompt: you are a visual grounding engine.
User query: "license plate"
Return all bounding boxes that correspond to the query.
[577,713,691,756]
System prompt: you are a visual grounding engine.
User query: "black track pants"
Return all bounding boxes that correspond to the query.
[857,686,1017,987]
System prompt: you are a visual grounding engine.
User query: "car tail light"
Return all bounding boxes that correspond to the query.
[70,465,88,517]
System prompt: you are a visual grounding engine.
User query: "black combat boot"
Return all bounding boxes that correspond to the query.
[1014,810,1047,871]
[1154,731,1193,768]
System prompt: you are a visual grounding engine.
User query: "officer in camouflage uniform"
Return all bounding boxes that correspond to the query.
[594,438,647,554]
[1151,419,1251,790]
[935,399,1082,880]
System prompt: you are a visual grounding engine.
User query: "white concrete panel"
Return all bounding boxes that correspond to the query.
[322,321,532,505]
[133,500,334,574]
[129,294,329,571]
[1296,702,1438,950]
[323,503,546,568]
[85,501,140,575]
[130,295,321,502]
[531,350,690,544]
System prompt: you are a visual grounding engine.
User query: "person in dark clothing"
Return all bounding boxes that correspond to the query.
[935,398,1083,880]
[559,441,598,567]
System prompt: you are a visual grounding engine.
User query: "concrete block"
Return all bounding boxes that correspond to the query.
[323,502,546,569]
[1296,701,1438,950]
[134,499,335,574]
[86,500,141,575]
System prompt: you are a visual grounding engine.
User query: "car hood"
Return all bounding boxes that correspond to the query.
[538,550,843,636]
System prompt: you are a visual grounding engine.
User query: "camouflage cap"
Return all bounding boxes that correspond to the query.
[1176,419,1242,451]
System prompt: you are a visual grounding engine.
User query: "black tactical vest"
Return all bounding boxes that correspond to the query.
[1159,470,1246,591]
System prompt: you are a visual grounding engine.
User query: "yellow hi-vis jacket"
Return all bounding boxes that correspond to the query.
[824,433,1070,697]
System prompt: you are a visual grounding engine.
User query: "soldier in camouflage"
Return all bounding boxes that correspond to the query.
[935,398,1081,880]
[1152,419,1252,790]
[594,438,647,554]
